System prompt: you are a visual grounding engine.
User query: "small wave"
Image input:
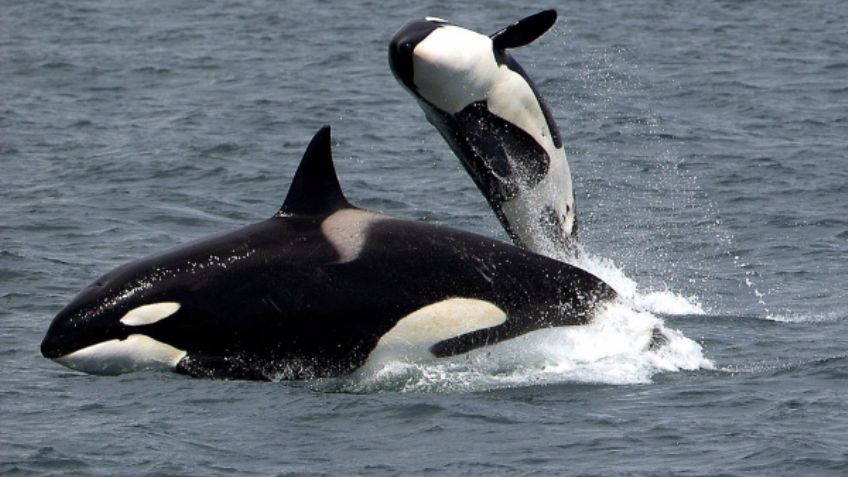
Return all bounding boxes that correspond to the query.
[718,354,848,378]
[329,302,712,393]
[68,119,94,128]
[131,66,173,75]
[762,310,846,323]
[39,61,76,70]
[191,142,243,157]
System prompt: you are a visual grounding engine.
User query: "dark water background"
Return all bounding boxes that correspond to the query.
[2,0,846,475]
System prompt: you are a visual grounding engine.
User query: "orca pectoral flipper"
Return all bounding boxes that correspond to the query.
[490,10,557,50]
[455,101,551,192]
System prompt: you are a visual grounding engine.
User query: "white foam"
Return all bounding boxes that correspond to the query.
[573,248,706,316]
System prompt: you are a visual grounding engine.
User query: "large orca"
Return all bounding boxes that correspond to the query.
[41,127,616,380]
[389,10,576,258]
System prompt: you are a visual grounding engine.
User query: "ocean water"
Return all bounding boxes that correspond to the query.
[2,0,846,475]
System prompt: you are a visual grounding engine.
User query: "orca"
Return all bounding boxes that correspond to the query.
[389,10,577,258]
[41,127,616,380]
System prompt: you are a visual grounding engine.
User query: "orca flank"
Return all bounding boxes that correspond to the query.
[42,127,616,380]
[389,10,578,259]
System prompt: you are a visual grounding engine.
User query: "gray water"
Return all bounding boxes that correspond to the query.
[2,0,847,475]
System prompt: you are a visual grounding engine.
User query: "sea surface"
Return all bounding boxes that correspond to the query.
[2,0,846,475]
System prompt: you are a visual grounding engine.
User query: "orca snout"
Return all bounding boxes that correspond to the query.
[41,308,83,359]
[388,18,442,91]
[40,305,121,360]
[40,326,66,359]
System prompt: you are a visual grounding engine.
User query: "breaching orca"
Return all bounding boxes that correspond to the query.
[41,127,616,380]
[389,10,576,258]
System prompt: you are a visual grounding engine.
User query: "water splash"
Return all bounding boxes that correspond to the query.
[574,246,706,316]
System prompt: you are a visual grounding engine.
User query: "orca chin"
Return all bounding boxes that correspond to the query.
[389,10,579,259]
[42,126,617,380]
[51,335,187,375]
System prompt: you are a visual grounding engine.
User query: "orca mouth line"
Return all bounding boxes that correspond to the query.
[41,322,133,360]
[41,331,77,360]
[41,344,64,360]
[46,334,188,375]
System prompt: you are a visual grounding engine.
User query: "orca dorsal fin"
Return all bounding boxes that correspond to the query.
[278,126,351,217]
[490,10,557,50]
